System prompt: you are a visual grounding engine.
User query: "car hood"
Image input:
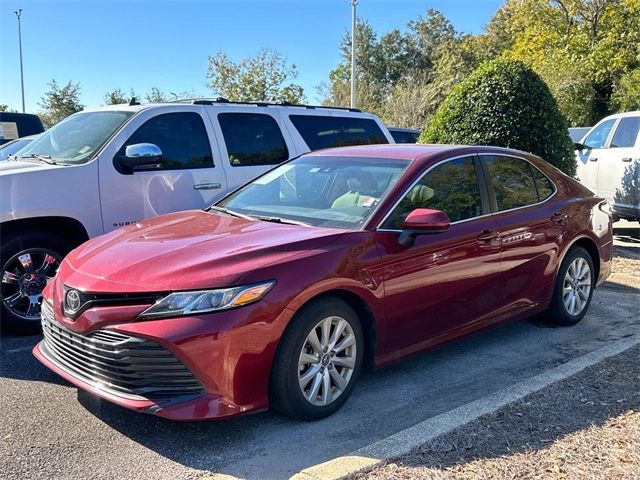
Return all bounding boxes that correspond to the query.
[0,159,63,174]
[62,210,346,293]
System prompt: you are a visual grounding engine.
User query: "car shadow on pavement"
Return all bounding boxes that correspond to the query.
[0,334,68,385]
[371,345,640,479]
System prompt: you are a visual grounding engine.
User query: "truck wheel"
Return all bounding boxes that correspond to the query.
[1,233,72,335]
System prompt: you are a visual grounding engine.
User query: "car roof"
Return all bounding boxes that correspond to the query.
[305,144,535,164]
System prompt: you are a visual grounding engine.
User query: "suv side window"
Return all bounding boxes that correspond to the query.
[289,115,388,150]
[218,113,289,167]
[583,119,616,149]
[382,156,483,229]
[485,156,539,211]
[610,117,640,148]
[117,112,213,170]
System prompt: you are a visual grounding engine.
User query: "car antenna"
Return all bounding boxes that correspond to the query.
[128,97,140,106]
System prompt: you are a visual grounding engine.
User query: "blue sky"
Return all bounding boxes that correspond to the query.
[0,0,503,112]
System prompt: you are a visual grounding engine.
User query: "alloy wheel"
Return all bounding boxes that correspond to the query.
[1,248,61,322]
[298,315,357,407]
[562,256,592,316]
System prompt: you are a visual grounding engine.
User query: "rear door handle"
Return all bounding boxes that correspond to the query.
[622,157,632,162]
[589,157,598,162]
[193,182,222,190]
[477,229,498,242]
[551,212,568,223]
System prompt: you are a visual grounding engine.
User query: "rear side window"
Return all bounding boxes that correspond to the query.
[583,119,616,149]
[485,156,539,211]
[289,115,388,150]
[382,156,483,229]
[531,166,554,201]
[117,112,213,170]
[218,113,289,167]
[610,117,640,148]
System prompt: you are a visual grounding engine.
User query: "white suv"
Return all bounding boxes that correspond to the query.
[575,111,640,224]
[0,99,393,332]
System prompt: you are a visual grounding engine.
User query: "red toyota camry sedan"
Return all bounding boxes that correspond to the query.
[34,145,613,421]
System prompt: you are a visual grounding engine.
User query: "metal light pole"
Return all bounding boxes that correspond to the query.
[350,0,358,109]
[14,9,25,113]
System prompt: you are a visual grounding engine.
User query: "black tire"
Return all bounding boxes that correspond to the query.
[544,246,595,326]
[269,297,364,421]
[1,232,73,335]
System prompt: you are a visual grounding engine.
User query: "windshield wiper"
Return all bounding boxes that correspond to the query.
[253,215,310,227]
[19,153,60,165]
[207,205,256,221]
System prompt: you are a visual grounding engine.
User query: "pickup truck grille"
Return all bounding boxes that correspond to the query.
[40,300,204,401]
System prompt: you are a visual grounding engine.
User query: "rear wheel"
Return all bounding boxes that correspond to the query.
[1,232,71,335]
[269,298,363,420]
[544,246,595,326]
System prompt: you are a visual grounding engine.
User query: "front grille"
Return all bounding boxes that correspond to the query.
[40,300,205,401]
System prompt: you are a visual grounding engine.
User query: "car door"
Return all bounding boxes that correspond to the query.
[481,154,566,312]
[376,155,502,355]
[99,106,227,233]
[207,108,296,192]
[575,118,617,194]
[598,116,640,211]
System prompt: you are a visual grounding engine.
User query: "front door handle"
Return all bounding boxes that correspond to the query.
[193,182,222,190]
[622,157,632,162]
[589,157,599,162]
[551,212,568,223]
[477,229,498,242]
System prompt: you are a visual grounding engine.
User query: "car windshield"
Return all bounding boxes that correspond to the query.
[0,138,33,160]
[218,156,410,229]
[16,111,134,165]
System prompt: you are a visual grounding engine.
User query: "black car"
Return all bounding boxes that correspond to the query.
[0,112,45,145]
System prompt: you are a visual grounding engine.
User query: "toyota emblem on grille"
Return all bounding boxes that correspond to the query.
[65,289,81,314]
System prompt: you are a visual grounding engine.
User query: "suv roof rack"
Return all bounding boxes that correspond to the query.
[168,97,361,112]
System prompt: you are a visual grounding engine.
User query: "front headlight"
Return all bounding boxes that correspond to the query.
[139,281,275,320]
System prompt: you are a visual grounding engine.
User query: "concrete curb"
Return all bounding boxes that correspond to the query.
[292,334,640,480]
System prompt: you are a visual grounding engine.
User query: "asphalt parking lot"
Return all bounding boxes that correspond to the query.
[1,235,639,480]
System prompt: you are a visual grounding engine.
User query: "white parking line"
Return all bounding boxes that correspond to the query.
[3,345,36,354]
[292,334,640,480]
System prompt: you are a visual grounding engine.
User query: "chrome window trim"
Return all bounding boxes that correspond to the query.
[374,152,558,233]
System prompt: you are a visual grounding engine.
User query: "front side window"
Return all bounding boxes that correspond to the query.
[218,156,409,229]
[17,111,133,165]
[484,156,539,211]
[117,112,213,170]
[382,156,483,229]
[583,119,616,149]
[289,115,388,150]
[610,117,640,148]
[218,113,289,167]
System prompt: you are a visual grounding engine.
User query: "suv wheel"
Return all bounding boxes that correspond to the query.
[1,233,72,335]
[269,298,363,420]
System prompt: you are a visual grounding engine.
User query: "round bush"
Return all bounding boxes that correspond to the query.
[420,58,576,176]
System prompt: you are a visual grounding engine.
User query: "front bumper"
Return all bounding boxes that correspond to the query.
[34,294,294,420]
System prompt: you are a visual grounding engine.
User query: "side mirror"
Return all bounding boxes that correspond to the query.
[398,208,451,247]
[574,142,589,152]
[115,143,163,174]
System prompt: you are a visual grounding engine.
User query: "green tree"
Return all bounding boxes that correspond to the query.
[104,88,139,105]
[611,69,640,111]
[39,80,84,127]
[490,0,640,124]
[421,58,576,176]
[206,48,305,103]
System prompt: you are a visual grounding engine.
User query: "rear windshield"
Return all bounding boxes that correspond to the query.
[289,115,388,150]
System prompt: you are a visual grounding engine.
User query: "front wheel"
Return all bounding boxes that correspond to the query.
[544,246,595,326]
[269,298,363,420]
[1,233,71,335]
